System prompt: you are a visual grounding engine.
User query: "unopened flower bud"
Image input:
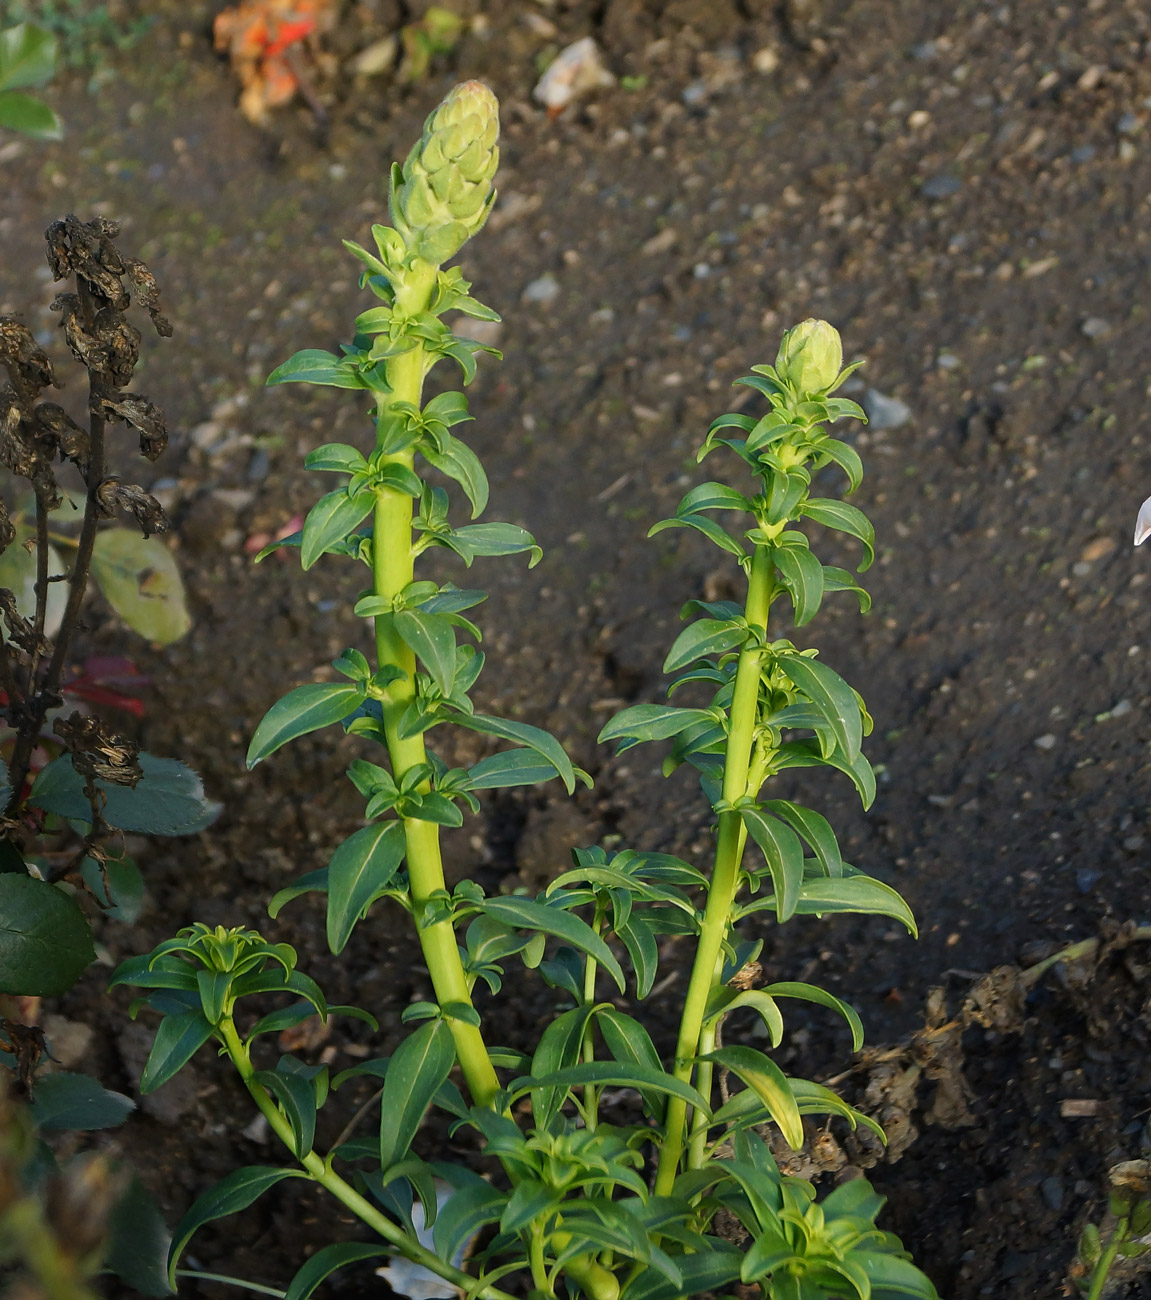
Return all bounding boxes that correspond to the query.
[393,81,499,265]
[775,319,844,396]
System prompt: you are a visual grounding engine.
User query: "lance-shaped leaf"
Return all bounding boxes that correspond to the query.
[761,799,843,876]
[818,437,864,492]
[479,895,625,992]
[703,1045,803,1149]
[823,564,872,613]
[247,682,366,767]
[167,1167,303,1287]
[677,481,752,515]
[326,822,406,954]
[529,1002,602,1127]
[267,349,367,388]
[619,1248,742,1300]
[663,618,750,674]
[252,1066,317,1158]
[761,981,863,1050]
[738,805,804,922]
[773,737,876,809]
[597,703,716,750]
[301,487,376,569]
[422,434,489,518]
[304,442,368,474]
[464,750,558,790]
[141,1010,214,1093]
[793,874,918,935]
[433,1182,508,1264]
[395,608,457,695]
[0,875,94,997]
[596,1008,667,1119]
[854,1252,940,1299]
[509,1062,711,1118]
[774,538,825,627]
[284,1243,390,1300]
[449,521,541,566]
[776,651,862,763]
[650,512,747,558]
[379,1020,456,1169]
[453,713,579,794]
[800,497,876,570]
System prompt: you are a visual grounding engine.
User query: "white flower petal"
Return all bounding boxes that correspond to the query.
[1135,495,1151,546]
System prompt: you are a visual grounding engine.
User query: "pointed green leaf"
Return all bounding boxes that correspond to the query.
[464,750,559,790]
[596,1007,667,1120]
[856,1252,940,1299]
[432,1182,507,1263]
[141,1011,214,1093]
[284,1243,388,1300]
[395,609,457,696]
[597,703,715,749]
[304,443,368,474]
[301,488,375,569]
[795,875,918,935]
[252,1067,316,1157]
[90,530,190,645]
[168,1167,301,1287]
[663,618,749,674]
[761,982,863,1050]
[267,349,366,388]
[0,89,60,139]
[677,482,752,514]
[738,806,804,922]
[510,1062,711,1118]
[703,1044,803,1149]
[616,914,659,998]
[774,737,876,808]
[269,867,329,918]
[800,497,875,570]
[326,822,406,954]
[529,1003,601,1127]
[478,896,625,992]
[379,1019,456,1169]
[449,522,541,566]
[762,800,843,875]
[247,683,365,767]
[774,540,825,626]
[776,652,862,762]
[422,434,489,518]
[0,24,57,91]
[453,713,577,794]
[650,513,746,558]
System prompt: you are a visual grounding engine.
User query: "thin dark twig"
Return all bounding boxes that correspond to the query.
[28,494,50,692]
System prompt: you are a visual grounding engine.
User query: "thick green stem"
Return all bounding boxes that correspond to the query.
[219,1019,515,1300]
[1086,1219,1127,1300]
[655,543,773,1195]
[370,258,499,1108]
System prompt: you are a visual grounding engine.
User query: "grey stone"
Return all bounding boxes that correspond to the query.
[862,388,911,430]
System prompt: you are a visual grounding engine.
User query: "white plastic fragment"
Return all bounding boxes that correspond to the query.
[376,1180,473,1300]
[533,37,614,116]
[1134,494,1151,545]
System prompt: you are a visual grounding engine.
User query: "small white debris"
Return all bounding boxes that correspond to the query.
[1134,495,1151,545]
[533,37,614,116]
[350,35,398,76]
[377,1182,473,1300]
[1033,734,1057,750]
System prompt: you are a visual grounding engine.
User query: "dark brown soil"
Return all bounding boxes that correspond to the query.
[6,1,1151,1297]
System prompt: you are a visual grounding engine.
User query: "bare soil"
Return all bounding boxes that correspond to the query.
[6,1,1151,1297]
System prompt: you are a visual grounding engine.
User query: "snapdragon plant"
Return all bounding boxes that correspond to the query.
[117,83,937,1300]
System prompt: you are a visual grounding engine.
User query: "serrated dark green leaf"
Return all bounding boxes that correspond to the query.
[0,875,94,996]
[30,1072,134,1131]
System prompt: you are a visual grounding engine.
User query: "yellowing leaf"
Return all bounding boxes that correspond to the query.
[91,529,190,645]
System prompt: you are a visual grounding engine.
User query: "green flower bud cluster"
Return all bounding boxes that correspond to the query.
[774,318,845,396]
[392,80,499,267]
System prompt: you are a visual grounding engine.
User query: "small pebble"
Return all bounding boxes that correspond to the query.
[1041,1177,1064,1212]
[937,352,961,370]
[1117,112,1141,136]
[1123,835,1145,852]
[921,173,962,199]
[1033,733,1057,750]
[1110,698,1133,718]
[1076,869,1100,895]
[1080,316,1111,338]
[522,273,560,305]
[1069,144,1096,164]
[862,389,911,430]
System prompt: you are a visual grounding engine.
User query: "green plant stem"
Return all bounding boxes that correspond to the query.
[655,542,773,1195]
[218,1018,515,1300]
[1086,1216,1127,1300]
[370,258,499,1109]
[174,1271,288,1298]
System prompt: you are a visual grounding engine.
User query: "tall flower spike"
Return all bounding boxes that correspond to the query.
[391,80,499,266]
